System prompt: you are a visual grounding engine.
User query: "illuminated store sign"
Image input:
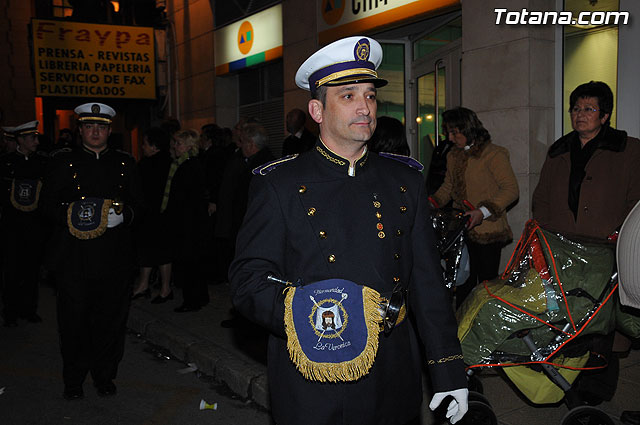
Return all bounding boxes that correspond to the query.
[215,4,283,75]
[32,19,156,99]
[318,0,459,44]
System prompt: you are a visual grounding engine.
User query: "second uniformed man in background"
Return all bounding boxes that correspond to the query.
[40,103,143,400]
[229,37,468,425]
[0,121,48,327]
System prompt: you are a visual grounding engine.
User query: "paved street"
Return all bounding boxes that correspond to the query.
[127,282,640,425]
[2,282,639,425]
[0,285,272,425]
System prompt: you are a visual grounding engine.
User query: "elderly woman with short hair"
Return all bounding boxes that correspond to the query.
[533,81,640,405]
[533,81,640,241]
[163,129,209,312]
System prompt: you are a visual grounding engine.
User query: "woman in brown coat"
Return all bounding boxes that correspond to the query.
[532,81,640,405]
[431,107,519,307]
[532,81,640,242]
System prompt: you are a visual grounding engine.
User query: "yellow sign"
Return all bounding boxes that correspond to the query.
[318,0,459,44]
[32,19,156,99]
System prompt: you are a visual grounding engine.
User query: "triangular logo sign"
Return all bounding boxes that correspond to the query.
[325,0,333,13]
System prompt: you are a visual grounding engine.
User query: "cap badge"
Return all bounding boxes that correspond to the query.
[354,38,370,62]
[91,104,101,114]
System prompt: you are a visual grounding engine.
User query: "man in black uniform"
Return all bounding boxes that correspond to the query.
[0,121,48,326]
[1,126,18,154]
[229,37,468,425]
[40,103,143,400]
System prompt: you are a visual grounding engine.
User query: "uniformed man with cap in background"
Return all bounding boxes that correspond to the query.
[1,126,18,154]
[229,37,468,425]
[40,103,143,400]
[0,121,48,327]
[0,126,16,319]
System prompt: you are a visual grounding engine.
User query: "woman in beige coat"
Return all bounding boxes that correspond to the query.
[431,107,519,307]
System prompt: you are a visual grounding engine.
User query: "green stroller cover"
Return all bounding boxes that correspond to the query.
[457,220,617,369]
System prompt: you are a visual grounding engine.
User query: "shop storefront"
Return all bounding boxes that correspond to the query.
[29,18,158,155]
[213,3,285,154]
[279,0,639,260]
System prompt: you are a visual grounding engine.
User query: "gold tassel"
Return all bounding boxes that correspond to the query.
[10,180,42,212]
[285,285,383,383]
[67,199,111,240]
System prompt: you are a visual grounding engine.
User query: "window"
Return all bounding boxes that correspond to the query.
[238,60,284,155]
[52,0,73,18]
[416,67,446,170]
[413,16,461,61]
[238,60,283,106]
[377,43,405,124]
[563,0,619,131]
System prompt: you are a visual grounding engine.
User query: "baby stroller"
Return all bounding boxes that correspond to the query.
[430,206,471,289]
[456,220,620,425]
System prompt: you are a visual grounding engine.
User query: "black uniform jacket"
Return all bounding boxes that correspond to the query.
[40,146,144,277]
[229,140,466,425]
[0,150,48,248]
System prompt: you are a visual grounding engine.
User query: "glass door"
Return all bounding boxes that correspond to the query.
[416,64,447,171]
[408,16,461,175]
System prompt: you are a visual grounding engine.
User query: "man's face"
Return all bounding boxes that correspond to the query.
[313,83,377,148]
[141,136,158,157]
[79,122,111,151]
[240,135,253,158]
[17,134,39,154]
[199,134,212,150]
[232,121,245,148]
[286,112,297,135]
[60,132,72,143]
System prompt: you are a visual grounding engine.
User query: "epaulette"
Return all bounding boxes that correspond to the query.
[50,147,73,157]
[252,154,298,176]
[378,152,424,171]
[115,148,134,158]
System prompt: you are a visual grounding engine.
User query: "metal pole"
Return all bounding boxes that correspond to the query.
[434,58,444,148]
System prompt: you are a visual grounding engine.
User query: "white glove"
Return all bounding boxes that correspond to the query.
[429,388,469,424]
[107,207,124,228]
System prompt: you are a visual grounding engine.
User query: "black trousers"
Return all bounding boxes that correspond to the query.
[213,236,234,283]
[2,245,41,321]
[56,271,131,389]
[174,258,209,308]
[455,240,503,308]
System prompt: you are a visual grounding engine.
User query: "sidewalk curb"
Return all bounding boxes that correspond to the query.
[127,305,271,410]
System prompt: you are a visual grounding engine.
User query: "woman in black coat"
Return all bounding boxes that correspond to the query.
[164,129,209,312]
[131,127,173,302]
